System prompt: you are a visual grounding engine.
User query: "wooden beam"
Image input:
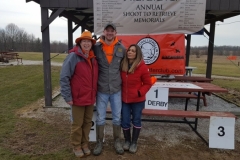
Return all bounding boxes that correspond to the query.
[41,7,52,106]
[41,8,65,32]
[68,19,73,50]
[205,12,240,24]
[203,28,210,37]
[206,22,216,79]
[185,35,191,67]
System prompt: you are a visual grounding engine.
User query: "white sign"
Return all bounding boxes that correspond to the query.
[94,0,206,35]
[209,116,235,149]
[145,87,169,110]
[89,111,97,142]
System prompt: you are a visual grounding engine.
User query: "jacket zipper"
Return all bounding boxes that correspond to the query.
[126,72,128,103]
[91,58,94,104]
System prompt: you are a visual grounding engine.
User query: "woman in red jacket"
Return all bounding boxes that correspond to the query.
[120,44,152,153]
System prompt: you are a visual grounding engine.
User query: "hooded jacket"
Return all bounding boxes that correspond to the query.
[60,46,98,106]
[121,60,152,103]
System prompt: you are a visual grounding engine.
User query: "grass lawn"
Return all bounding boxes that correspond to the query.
[0,65,74,159]
[189,55,240,77]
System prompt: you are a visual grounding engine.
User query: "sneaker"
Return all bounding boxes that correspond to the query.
[82,147,91,156]
[73,147,84,157]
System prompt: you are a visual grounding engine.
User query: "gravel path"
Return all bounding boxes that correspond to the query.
[0,60,62,66]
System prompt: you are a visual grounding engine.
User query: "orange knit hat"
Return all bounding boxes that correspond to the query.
[75,30,96,44]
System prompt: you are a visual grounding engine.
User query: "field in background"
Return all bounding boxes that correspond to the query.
[18,53,240,78]
[189,55,240,106]
[18,52,67,63]
[189,55,240,77]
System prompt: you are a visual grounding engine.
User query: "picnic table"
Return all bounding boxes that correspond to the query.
[154,75,213,106]
[185,66,197,76]
[0,52,23,64]
[107,82,234,146]
[144,82,231,145]
[174,75,213,82]
[156,75,213,83]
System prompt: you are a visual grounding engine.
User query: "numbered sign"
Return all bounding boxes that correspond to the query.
[89,111,97,142]
[145,87,169,110]
[209,116,235,149]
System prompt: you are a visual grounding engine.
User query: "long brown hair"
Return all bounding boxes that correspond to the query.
[121,44,143,74]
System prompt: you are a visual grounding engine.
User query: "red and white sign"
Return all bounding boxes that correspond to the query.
[117,34,185,75]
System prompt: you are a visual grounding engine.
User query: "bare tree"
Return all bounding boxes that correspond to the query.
[0,23,69,52]
[5,23,19,51]
[0,28,8,51]
[17,29,28,51]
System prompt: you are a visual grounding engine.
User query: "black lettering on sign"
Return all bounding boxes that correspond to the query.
[154,89,158,98]
[218,126,225,136]
[148,100,167,107]
[91,121,95,130]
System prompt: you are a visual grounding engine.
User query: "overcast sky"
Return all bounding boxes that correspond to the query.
[1,0,240,47]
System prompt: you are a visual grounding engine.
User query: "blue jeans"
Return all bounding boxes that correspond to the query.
[96,91,122,126]
[121,101,145,129]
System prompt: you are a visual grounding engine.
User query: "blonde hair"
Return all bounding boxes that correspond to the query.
[121,44,143,74]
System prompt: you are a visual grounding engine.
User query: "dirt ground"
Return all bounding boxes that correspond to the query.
[3,90,239,160]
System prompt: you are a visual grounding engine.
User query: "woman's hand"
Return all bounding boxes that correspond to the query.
[67,101,73,105]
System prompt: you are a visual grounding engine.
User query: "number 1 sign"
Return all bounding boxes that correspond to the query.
[145,87,169,110]
[209,116,235,149]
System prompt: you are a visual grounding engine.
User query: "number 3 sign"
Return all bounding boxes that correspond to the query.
[209,116,235,149]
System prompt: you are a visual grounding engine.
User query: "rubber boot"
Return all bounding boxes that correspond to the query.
[113,125,124,154]
[93,125,104,156]
[122,128,131,150]
[129,127,141,153]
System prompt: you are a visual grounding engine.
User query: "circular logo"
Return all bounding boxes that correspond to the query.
[137,38,160,65]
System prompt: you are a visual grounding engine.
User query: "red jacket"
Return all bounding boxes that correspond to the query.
[60,46,98,106]
[121,60,152,103]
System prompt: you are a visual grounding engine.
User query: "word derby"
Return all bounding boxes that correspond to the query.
[147,100,168,107]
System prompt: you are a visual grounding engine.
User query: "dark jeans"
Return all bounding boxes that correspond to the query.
[121,101,145,129]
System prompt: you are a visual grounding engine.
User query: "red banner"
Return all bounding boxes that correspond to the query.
[117,34,185,75]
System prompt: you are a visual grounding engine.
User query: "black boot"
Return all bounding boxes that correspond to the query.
[129,127,141,153]
[122,128,131,150]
